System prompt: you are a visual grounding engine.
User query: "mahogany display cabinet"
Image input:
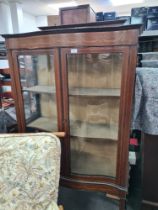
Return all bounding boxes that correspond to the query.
[3,23,141,210]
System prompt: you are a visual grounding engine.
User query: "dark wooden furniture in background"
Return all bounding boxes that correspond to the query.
[3,23,141,210]
[59,4,96,25]
[142,134,158,210]
[0,67,17,132]
[139,34,158,52]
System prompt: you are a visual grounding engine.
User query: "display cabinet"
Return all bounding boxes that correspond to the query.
[3,22,141,210]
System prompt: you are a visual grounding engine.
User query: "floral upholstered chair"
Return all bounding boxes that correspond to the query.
[0,133,63,210]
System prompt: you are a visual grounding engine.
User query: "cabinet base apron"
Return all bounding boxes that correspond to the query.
[60,176,127,197]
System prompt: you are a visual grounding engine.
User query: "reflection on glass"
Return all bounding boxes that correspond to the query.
[68,52,123,177]
[18,54,57,131]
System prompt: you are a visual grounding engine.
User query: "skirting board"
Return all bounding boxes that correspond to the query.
[142,200,158,207]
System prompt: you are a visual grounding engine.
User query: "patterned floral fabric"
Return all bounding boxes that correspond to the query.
[0,133,61,210]
[47,200,59,210]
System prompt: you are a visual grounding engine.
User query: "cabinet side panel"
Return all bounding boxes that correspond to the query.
[7,50,22,131]
[89,7,96,22]
[117,46,137,187]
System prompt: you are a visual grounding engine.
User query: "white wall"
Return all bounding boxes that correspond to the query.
[0,36,4,41]
[0,60,9,68]
[0,11,45,41]
[10,2,24,33]
[0,2,12,34]
[20,13,48,33]
[36,16,48,27]
[0,11,38,41]
[21,12,38,33]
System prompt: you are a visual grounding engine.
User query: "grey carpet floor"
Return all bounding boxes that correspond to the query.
[58,186,141,210]
[58,164,142,210]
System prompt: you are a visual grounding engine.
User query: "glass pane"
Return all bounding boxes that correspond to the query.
[67,52,123,178]
[18,53,57,131]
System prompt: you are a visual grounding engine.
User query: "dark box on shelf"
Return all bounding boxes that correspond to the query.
[147,17,158,30]
[104,12,116,21]
[96,12,104,21]
[131,7,147,17]
[148,6,158,18]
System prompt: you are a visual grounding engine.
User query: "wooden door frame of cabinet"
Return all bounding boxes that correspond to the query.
[7,50,23,131]
[8,48,63,133]
[60,46,137,195]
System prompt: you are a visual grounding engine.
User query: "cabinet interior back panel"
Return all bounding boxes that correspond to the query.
[71,136,117,177]
[67,53,122,89]
[67,52,122,177]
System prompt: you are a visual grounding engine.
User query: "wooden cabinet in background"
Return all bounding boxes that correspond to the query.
[59,4,96,25]
[141,134,158,210]
[47,15,60,26]
[3,22,141,210]
[138,34,158,209]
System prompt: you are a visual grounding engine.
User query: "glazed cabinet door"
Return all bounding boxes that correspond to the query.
[11,49,62,132]
[61,47,133,191]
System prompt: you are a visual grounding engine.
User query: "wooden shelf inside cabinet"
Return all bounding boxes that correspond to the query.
[23,86,55,94]
[70,121,118,140]
[27,117,57,131]
[69,88,120,97]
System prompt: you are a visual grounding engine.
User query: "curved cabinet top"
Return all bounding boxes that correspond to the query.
[3,24,142,50]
